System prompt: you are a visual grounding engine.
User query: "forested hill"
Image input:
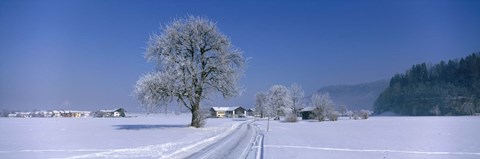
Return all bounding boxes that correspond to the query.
[317,80,389,111]
[374,53,480,116]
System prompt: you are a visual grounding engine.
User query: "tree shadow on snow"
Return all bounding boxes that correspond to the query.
[113,124,188,130]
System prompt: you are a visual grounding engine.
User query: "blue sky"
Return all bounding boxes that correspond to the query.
[1,0,479,111]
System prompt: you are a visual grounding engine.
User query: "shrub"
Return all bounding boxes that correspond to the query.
[327,111,339,121]
[285,113,298,122]
[359,110,370,119]
[352,111,360,120]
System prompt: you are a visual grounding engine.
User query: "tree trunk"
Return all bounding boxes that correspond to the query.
[191,109,198,127]
[190,102,203,128]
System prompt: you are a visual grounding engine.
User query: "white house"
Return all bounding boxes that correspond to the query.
[52,111,62,117]
[93,108,126,118]
[16,112,31,118]
[8,113,16,118]
[210,106,247,118]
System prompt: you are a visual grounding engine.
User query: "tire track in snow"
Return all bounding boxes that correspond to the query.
[162,121,245,159]
[264,145,480,156]
[250,127,264,159]
[185,120,258,159]
[60,121,245,159]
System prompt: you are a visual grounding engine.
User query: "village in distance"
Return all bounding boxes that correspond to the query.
[0,105,372,121]
[1,108,127,118]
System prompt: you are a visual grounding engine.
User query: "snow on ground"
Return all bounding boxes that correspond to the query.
[255,116,480,159]
[2,115,479,159]
[0,113,247,159]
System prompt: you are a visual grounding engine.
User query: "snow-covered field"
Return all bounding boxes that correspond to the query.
[0,114,248,159]
[255,116,480,159]
[1,115,479,159]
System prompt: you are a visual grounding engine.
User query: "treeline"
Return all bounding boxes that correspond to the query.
[374,53,480,116]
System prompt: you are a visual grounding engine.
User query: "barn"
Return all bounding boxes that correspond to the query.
[300,107,316,120]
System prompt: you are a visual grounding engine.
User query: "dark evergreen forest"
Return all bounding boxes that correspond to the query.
[374,53,480,116]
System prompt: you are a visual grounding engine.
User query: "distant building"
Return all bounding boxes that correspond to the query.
[8,113,16,118]
[210,106,246,118]
[31,110,54,118]
[246,109,254,116]
[16,112,31,118]
[300,107,316,120]
[2,110,91,118]
[52,111,62,117]
[61,111,73,117]
[93,108,126,118]
[66,111,91,118]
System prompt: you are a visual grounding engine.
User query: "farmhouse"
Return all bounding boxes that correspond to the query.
[210,106,247,118]
[300,106,316,120]
[93,108,126,118]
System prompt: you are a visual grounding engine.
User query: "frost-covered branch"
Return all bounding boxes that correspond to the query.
[134,16,245,127]
[266,85,293,120]
[311,92,335,121]
[290,83,305,112]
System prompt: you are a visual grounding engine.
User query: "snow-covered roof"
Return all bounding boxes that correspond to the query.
[300,107,316,112]
[211,107,240,112]
[99,108,123,113]
[69,111,91,113]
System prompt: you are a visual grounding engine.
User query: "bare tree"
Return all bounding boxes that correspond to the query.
[290,83,305,116]
[359,110,371,119]
[311,92,334,122]
[346,110,353,119]
[134,16,245,128]
[327,111,340,121]
[339,105,348,116]
[352,110,360,120]
[267,85,293,120]
[255,92,268,118]
[430,105,441,116]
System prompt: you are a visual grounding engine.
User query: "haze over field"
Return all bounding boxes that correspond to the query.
[1,0,480,111]
[316,80,389,111]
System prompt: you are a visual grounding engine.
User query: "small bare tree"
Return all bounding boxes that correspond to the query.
[267,85,293,120]
[359,110,371,119]
[346,110,353,119]
[311,92,334,122]
[255,92,268,118]
[327,111,340,121]
[339,105,348,116]
[430,105,441,116]
[134,16,245,128]
[290,83,305,116]
[284,113,298,122]
[352,110,360,120]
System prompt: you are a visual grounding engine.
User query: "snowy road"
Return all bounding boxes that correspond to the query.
[186,120,262,159]
[56,118,260,159]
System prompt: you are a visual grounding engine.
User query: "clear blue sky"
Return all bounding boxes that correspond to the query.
[1,0,479,111]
